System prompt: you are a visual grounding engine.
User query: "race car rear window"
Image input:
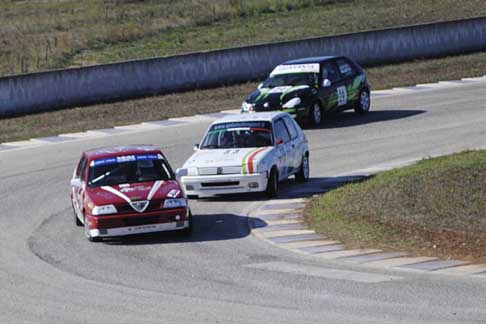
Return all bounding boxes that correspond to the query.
[88,154,173,187]
[201,121,273,149]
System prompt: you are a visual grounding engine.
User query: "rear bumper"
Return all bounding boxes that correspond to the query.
[86,208,190,238]
[180,173,268,197]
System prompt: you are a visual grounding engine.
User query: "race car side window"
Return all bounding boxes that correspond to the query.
[75,156,87,178]
[283,116,298,140]
[336,58,356,78]
[274,119,291,144]
[80,158,88,181]
[321,62,341,83]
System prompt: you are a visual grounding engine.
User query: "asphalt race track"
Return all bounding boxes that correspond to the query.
[1,80,486,324]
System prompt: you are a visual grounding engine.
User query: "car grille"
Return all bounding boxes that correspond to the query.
[114,200,163,214]
[201,181,240,187]
[198,166,242,175]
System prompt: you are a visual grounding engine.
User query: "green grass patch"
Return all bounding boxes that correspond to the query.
[1,0,486,75]
[305,150,486,262]
[1,50,486,144]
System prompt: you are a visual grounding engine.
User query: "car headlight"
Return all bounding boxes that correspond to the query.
[163,198,187,209]
[283,97,302,108]
[177,167,198,177]
[241,101,254,112]
[92,204,117,216]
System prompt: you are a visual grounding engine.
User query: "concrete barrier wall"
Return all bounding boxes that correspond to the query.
[1,17,486,116]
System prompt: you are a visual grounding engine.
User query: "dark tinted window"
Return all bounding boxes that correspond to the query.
[283,116,298,140]
[336,58,357,78]
[274,119,291,143]
[76,156,87,178]
[321,62,341,83]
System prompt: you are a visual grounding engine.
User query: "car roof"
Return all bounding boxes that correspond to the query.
[83,145,162,160]
[283,56,338,65]
[211,112,288,125]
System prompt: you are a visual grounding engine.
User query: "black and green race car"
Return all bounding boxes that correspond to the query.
[241,56,371,126]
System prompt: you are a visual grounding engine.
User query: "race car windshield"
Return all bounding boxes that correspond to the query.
[262,73,317,88]
[88,154,174,187]
[201,121,273,149]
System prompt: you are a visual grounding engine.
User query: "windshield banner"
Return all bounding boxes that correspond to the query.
[92,154,162,167]
[271,63,320,76]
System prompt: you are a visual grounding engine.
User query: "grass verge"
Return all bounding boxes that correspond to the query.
[1,51,486,144]
[305,150,486,263]
[1,0,486,76]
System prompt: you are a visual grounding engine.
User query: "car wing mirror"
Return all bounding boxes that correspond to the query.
[193,144,199,151]
[276,138,284,146]
[70,178,83,188]
[322,79,331,87]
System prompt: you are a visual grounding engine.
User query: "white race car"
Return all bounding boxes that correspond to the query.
[177,112,309,198]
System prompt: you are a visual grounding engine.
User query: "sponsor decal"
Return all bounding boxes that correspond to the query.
[91,154,161,167]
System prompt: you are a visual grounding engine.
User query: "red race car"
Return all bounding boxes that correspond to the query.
[70,145,192,242]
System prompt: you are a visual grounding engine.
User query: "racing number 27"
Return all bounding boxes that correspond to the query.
[337,86,347,106]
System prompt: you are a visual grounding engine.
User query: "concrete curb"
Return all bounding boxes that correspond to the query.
[248,171,486,278]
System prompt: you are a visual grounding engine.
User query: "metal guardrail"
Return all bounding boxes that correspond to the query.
[1,17,486,117]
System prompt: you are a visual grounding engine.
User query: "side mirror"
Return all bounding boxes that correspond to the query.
[322,79,331,87]
[276,138,284,146]
[70,178,83,188]
[193,144,199,151]
[176,168,188,178]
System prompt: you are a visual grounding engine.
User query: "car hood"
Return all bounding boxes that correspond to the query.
[183,147,273,169]
[87,180,183,205]
[245,85,311,105]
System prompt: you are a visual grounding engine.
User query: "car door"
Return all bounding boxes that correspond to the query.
[282,115,302,173]
[319,61,346,113]
[336,57,361,109]
[273,118,293,180]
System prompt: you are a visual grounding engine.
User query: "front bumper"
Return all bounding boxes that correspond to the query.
[180,173,268,197]
[86,208,190,238]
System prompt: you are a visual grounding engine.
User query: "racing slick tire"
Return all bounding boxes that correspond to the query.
[265,167,279,198]
[295,154,310,182]
[180,211,193,236]
[73,204,82,227]
[308,102,323,127]
[84,215,101,242]
[355,89,371,114]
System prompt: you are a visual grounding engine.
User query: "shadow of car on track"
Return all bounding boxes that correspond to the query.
[311,109,426,129]
[102,213,261,246]
[100,175,372,245]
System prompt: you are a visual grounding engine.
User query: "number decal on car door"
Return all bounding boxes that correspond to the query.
[337,86,347,106]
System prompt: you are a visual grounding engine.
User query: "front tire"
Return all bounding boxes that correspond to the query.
[180,211,193,236]
[295,154,310,182]
[84,215,101,242]
[308,102,322,126]
[265,167,278,198]
[355,89,370,114]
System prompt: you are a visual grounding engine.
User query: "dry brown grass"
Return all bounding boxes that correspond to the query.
[305,151,486,263]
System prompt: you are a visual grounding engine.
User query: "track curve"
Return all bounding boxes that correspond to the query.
[2,80,486,323]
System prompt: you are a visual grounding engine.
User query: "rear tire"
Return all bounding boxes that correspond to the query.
[180,211,193,236]
[265,168,278,198]
[355,89,370,114]
[295,154,310,182]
